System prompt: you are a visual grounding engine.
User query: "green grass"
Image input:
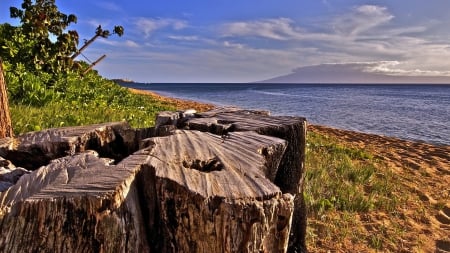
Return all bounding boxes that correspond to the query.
[304,131,398,215]
[9,71,176,134]
[304,131,403,251]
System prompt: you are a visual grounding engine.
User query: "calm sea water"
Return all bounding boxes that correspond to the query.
[125,83,450,145]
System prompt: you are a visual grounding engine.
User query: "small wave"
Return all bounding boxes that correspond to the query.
[248,89,299,97]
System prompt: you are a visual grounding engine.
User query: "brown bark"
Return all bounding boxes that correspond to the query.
[0,59,13,138]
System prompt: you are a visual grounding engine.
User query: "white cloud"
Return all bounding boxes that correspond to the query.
[332,5,394,36]
[220,5,394,41]
[221,18,302,40]
[96,2,122,12]
[168,35,199,41]
[125,40,140,48]
[93,38,140,49]
[135,18,187,38]
[223,41,244,49]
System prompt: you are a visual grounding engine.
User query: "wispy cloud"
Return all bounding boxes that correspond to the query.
[332,5,394,36]
[221,5,393,41]
[94,4,450,82]
[124,40,140,48]
[135,18,187,38]
[221,18,302,40]
[95,2,122,12]
[223,41,245,49]
[167,35,200,41]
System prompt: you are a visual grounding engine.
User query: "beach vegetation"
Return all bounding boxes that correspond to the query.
[304,130,417,251]
[3,0,124,76]
[7,69,176,134]
[304,131,396,214]
[0,0,169,134]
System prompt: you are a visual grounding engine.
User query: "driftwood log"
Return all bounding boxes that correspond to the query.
[0,108,307,253]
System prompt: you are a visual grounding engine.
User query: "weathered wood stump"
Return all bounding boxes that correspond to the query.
[161,108,308,252]
[0,151,151,252]
[139,130,294,252]
[0,108,307,253]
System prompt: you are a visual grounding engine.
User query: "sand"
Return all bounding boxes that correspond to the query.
[128,88,215,112]
[128,87,450,252]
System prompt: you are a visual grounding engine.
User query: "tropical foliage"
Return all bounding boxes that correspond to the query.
[1,0,124,106]
[0,0,174,134]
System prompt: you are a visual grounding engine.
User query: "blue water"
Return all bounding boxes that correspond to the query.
[124,83,450,145]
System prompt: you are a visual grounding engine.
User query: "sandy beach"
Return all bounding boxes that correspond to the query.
[129,87,450,252]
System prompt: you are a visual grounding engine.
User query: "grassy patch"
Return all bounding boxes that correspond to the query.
[304,131,397,214]
[9,72,176,134]
[305,131,404,251]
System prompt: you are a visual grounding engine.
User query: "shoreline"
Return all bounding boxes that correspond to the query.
[128,88,216,112]
[129,86,449,177]
[129,87,449,146]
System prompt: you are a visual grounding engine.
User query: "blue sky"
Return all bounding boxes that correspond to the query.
[1,0,450,82]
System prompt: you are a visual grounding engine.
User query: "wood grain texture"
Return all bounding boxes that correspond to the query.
[0,152,151,253]
[0,121,137,170]
[172,108,308,252]
[139,130,294,252]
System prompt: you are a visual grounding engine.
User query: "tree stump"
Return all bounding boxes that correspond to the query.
[0,59,13,139]
[0,151,151,252]
[157,108,308,252]
[139,130,294,252]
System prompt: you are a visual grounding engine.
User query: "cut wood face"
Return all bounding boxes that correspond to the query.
[140,130,287,200]
[136,129,294,253]
[156,108,308,252]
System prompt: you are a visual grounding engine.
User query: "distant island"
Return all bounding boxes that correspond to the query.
[258,63,450,84]
[111,78,137,83]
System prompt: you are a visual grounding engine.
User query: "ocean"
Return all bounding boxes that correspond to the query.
[124,83,450,146]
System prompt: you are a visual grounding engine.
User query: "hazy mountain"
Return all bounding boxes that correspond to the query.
[258,63,450,84]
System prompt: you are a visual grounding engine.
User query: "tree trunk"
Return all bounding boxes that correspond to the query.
[0,59,13,139]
